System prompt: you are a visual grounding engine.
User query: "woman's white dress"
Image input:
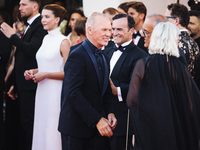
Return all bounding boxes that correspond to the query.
[32,28,67,150]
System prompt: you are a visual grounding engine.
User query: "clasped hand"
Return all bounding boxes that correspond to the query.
[96,113,117,137]
[24,69,46,83]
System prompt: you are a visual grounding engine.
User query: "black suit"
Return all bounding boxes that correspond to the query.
[104,41,147,150]
[137,36,148,53]
[58,39,114,150]
[0,31,12,149]
[9,15,47,150]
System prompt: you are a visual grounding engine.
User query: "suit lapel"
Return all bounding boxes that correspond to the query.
[82,40,103,92]
[104,45,115,61]
[101,55,109,96]
[111,42,135,79]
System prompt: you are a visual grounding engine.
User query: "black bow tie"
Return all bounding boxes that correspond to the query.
[114,45,127,52]
[24,20,29,26]
[133,31,141,38]
[95,49,103,56]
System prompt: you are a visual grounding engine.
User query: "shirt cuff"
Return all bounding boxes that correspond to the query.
[117,87,123,102]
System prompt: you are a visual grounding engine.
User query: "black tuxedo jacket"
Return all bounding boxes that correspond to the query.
[10,16,47,91]
[58,39,114,138]
[104,41,147,136]
[137,36,148,53]
[0,31,12,92]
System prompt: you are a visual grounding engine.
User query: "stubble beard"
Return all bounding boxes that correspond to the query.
[190,32,196,38]
[20,12,31,21]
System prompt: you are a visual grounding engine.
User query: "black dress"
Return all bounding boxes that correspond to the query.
[127,54,200,150]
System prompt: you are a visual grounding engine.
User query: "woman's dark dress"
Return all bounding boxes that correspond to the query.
[127,54,200,150]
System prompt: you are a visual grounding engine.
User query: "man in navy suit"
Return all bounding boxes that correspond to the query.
[1,0,47,149]
[58,13,117,150]
[104,14,147,150]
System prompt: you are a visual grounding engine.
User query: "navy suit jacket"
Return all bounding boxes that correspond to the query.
[10,16,47,91]
[104,41,148,136]
[58,39,114,138]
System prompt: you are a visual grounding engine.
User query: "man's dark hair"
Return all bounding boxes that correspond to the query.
[189,10,200,21]
[188,0,200,11]
[167,3,189,28]
[118,2,128,13]
[112,13,135,30]
[125,1,147,21]
[30,0,41,7]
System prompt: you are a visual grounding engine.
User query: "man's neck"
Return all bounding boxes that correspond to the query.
[135,21,144,32]
[177,24,186,31]
[88,38,102,50]
[27,11,39,21]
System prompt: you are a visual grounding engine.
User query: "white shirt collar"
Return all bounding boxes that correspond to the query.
[116,39,132,48]
[27,13,40,25]
[134,29,142,34]
[179,29,188,33]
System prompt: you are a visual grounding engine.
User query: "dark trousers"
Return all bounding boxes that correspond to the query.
[18,90,36,150]
[61,133,110,150]
[109,135,133,150]
[0,90,4,150]
[5,95,20,150]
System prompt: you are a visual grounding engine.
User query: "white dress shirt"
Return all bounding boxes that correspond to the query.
[110,40,132,102]
[134,29,142,45]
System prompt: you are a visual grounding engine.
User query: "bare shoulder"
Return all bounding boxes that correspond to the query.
[61,39,70,47]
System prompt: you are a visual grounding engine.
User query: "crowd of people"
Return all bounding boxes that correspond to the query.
[0,0,200,150]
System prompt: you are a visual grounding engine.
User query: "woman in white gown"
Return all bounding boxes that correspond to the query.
[24,4,70,150]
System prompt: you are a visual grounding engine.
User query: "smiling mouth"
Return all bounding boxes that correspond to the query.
[113,36,121,40]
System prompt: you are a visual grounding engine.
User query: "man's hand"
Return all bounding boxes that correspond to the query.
[7,85,18,100]
[96,117,113,137]
[109,78,118,95]
[0,22,16,38]
[108,113,117,130]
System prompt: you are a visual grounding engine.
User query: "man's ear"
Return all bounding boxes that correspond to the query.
[139,13,145,21]
[32,3,39,12]
[175,17,180,26]
[129,27,135,34]
[87,26,92,35]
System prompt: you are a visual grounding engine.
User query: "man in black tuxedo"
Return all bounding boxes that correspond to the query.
[0,30,12,150]
[0,0,47,149]
[58,13,117,150]
[104,14,147,150]
[125,1,148,53]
